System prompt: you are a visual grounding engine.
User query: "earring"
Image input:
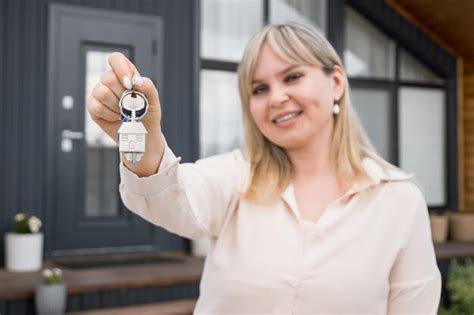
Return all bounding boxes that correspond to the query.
[333,102,340,115]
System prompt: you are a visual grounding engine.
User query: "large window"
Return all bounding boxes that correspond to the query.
[345,7,447,207]
[199,0,266,158]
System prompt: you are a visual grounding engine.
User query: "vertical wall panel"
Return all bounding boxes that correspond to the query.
[464,71,474,210]
[0,0,198,260]
[82,293,100,309]
[3,0,22,235]
[0,0,6,247]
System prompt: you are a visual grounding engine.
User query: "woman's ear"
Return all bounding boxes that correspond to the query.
[331,65,345,102]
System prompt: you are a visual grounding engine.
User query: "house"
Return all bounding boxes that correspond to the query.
[0,0,472,313]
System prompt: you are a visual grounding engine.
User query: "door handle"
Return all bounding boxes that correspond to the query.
[62,129,85,140]
[61,129,85,152]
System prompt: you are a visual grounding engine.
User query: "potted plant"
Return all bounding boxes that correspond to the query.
[429,211,449,243]
[35,268,67,315]
[438,259,474,314]
[4,213,43,272]
[450,212,474,242]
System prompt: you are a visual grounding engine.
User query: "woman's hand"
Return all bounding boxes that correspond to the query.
[87,52,165,177]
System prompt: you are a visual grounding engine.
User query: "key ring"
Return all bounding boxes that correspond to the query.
[119,89,148,121]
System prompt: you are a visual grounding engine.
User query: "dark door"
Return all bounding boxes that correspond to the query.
[47,4,163,256]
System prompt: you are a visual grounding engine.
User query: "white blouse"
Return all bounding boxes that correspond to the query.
[119,144,441,314]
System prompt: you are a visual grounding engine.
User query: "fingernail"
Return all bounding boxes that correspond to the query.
[123,76,132,90]
[132,74,144,87]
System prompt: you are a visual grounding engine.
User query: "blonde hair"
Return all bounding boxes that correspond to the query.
[238,23,392,204]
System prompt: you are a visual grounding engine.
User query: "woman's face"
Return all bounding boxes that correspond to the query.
[249,43,344,151]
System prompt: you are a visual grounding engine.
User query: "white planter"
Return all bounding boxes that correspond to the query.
[4,232,43,272]
[35,283,67,315]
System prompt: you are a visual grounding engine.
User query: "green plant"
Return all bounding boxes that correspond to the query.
[42,268,63,285]
[438,305,452,315]
[442,259,474,314]
[13,213,42,233]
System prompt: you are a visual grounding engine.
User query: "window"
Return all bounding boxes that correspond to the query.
[84,49,124,218]
[344,7,395,79]
[399,48,445,84]
[200,70,243,158]
[351,88,392,161]
[201,0,264,62]
[199,0,265,159]
[344,6,448,207]
[399,88,446,206]
[270,0,327,35]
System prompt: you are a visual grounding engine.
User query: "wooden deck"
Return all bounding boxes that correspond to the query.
[434,241,474,261]
[68,299,196,315]
[0,252,204,301]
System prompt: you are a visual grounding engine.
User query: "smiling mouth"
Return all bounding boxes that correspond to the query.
[272,111,303,124]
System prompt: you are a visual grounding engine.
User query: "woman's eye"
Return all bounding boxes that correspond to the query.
[252,85,268,95]
[285,73,302,83]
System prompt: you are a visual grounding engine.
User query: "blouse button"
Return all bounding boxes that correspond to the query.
[288,278,300,288]
[315,227,326,239]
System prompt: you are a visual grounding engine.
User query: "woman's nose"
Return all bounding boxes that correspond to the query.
[269,87,290,107]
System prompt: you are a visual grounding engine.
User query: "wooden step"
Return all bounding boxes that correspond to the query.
[67,299,196,315]
[0,252,204,300]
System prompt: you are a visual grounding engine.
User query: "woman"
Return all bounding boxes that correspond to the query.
[88,23,441,314]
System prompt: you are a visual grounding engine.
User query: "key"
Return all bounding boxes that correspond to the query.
[118,90,149,163]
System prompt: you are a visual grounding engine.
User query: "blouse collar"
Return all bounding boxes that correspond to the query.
[281,158,414,217]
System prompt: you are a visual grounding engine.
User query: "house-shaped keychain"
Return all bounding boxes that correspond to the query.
[118,121,147,162]
[118,90,149,163]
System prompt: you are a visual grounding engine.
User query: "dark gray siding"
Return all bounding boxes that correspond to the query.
[0,0,6,252]
[0,0,199,260]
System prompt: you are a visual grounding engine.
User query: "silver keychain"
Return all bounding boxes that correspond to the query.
[118,90,149,163]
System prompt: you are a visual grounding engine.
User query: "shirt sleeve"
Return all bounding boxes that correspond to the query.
[387,184,442,314]
[118,140,248,240]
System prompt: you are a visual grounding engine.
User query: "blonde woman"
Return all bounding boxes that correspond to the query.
[88,23,441,314]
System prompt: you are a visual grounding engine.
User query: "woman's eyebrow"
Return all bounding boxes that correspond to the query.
[251,65,301,85]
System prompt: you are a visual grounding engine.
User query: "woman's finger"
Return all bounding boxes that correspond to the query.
[100,69,124,99]
[133,76,160,109]
[91,82,121,115]
[87,95,121,122]
[107,52,138,90]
